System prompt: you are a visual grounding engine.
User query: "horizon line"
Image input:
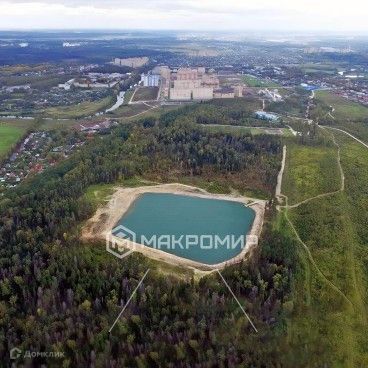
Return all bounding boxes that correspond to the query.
[0,28,368,35]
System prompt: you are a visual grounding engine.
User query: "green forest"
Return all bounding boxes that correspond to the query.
[0,109,300,367]
[1,99,367,366]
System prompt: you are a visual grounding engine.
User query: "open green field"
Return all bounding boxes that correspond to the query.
[242,74,279,88]
[315,91,368,121]
[83,183,117,208]
[109,103,154,118]
[111,104,179,122]
[279,129,368,366]
[211,96,263,111]
[0,73,75,90]
[125,105,180,121]
[314,90,368,141]
[0,64,47,75]
[201,124,293,137]
[37,118,78,131]
[282,141,340,204]
[123,89,134,104]
[132,87,159,101]
[300,63,337,75]
[0,121,29,159]
[333,122,368,142]
[83,178,159,208]
[41,96,114,119]
[303,68,335,74]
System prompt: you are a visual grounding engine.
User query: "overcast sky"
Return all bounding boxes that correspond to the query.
[0,0,367,33]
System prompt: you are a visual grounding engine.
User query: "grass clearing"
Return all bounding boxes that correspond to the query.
[0,64,47,75]
[132,87,159,102]
[0,121,29,159]
[41,96,114,119]
[109,103,153,118]
[281,130,368,366]
[37,118,78,130]
[201,124,293,136]
[282,142,340,204]
[276,210,354,367]
[300,63,337,75]
[123,89,134,104]
[211,96,263,111]
[316,91,368,121]
[112,104,179,122]
[333,122,368,142]
[83,177,158,208]
[175,175,268,199]
[242,74,279,88]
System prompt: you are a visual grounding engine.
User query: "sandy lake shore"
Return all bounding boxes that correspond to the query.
[81,183,266,271]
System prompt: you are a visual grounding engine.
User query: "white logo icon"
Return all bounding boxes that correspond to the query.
[106,225,136,259]
[10,347,22,360]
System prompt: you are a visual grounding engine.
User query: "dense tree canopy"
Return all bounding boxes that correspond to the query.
[0,111,297,367]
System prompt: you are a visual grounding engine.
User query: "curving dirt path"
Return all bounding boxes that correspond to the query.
[277,127,354,307]
[278,97,368,307]
[283,196,353,307]
[116,105,159,121]
[275,145,287,199]
[281,127,344,210]
[325,126,368,149]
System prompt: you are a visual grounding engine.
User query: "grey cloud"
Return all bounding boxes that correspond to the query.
[2,0,198,9]
[2,0,293,18]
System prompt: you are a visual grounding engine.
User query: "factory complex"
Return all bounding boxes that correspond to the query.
[140,66,244,101]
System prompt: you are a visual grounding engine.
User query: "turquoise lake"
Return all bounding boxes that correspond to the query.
[113,193,255,265]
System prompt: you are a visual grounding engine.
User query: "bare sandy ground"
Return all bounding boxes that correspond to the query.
[275,145,287,199]
[82,183,266,271]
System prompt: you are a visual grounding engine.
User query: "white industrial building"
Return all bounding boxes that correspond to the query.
[141,73,160,87]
